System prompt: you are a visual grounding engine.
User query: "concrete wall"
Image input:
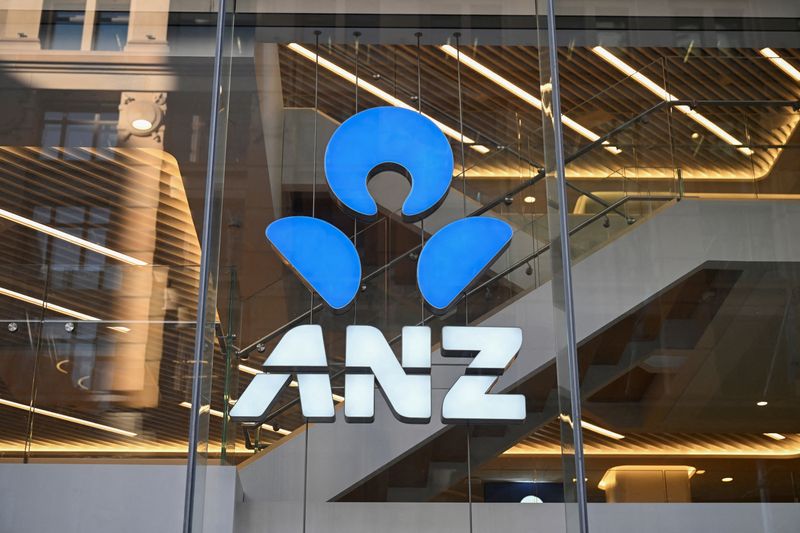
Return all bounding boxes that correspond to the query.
[0,463,237,533]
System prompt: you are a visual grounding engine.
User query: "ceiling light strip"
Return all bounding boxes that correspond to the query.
[581,420,625,440]
[238,364,344,402]
[0,397,137,437]
[440,45,621,155]
[591,46,754,156]
[178,401,291,436]
[759,48,800,83]
[764,432,786,441]
[0,286,99,321]
[0,207,147,266]
[287,43,485,153]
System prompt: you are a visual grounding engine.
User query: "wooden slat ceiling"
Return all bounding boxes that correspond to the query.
[506,419,800,457]
[278,44,800,181]
[4,44,800,460]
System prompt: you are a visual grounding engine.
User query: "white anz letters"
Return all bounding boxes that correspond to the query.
[230,324,526,426]
[345,326,431,423]
[230,325,335,422]
[440,326,525,423]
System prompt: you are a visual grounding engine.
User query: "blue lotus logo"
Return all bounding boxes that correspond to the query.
[266,106,513,314]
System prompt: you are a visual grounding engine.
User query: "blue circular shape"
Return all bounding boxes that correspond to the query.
[417,217,513,313]
[266,217,361,312]
[324,106,454,222]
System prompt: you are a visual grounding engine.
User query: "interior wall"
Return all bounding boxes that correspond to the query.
[0,464,238,533]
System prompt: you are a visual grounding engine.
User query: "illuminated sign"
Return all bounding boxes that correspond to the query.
[232,107,524,425]
[231,325,524,424]
[266,105,513,313]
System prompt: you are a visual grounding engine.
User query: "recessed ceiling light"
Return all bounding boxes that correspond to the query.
[591,46,753,156]
[237,364,343,402]
[759,48,800,83]
[131,118,154,131]
[764,432,786,441]
[691,132,700,139]
[440,44,621,155]
[0,286,99,321]
[695,470,706,475]
[0,207,147,266]
[721,477,733,483]
[287,43,486,154]
[179,401,291,436]
[0,397,137,437]
[581,420,625,440]
[523,196,536,204]
[757,401,768,407]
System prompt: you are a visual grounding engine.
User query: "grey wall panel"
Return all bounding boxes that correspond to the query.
[0,464,237,533]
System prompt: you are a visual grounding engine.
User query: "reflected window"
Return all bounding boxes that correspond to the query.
[39,11,84,50]
[32,205,115,291]
[93,11,129,51]
[41,110,119,158]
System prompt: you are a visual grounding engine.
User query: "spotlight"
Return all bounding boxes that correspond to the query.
[131,118,154,131]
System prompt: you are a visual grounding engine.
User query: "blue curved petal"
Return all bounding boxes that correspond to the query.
[266,217,361,312]
[417,217,513,313]
[324,106,454,222]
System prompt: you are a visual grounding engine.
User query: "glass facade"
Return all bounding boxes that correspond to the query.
[0,1,798,533]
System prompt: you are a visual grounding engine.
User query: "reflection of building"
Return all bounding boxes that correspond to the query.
[0,2,799,533]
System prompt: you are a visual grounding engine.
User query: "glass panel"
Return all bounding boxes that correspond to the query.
[553,1,800,532]
[0,265,47,460]
[0,1,223,531]
[217,4,571,533]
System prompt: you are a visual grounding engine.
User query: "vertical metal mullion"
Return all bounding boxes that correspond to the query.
[182,1,229,532]
[544,0,590,531]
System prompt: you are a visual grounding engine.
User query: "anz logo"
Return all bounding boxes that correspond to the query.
[231,106,525,426]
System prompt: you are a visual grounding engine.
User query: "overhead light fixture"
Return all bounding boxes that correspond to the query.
[757,401,769,407]
[696,470,706,475]
[721,476,734,483]
[0,286,99,321]
[759,48,800,83]
[591,46,754,156]
[764,432,786,441]
[179,401,291,436]
[523,196,536,204]
[131,118,154,131]
[440,44,622,155]
[581,420,625,440]
[287,43,488,154]
[238,364,344,403]
[0,397,137,437]
[0,207,147,266]
[107,326,131,333]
